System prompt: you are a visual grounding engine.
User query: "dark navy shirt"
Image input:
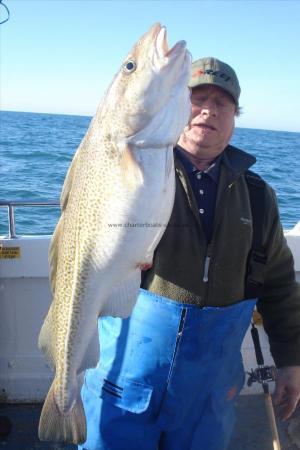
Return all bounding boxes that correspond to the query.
[175,146,222,243]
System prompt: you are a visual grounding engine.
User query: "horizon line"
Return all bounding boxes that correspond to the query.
[1,109,299,135]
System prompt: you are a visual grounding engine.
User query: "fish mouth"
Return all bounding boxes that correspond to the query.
[153,23,187,60]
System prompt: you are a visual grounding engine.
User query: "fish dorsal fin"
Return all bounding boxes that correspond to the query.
[49,149,80,294]
[120,144,143,190]
[38,303,56,369]
[61,150,79,211]
[48,215,63,294]
[76,324,100,374]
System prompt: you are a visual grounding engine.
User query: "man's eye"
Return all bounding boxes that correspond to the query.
[216,100,227,107]
[192,97,206,105]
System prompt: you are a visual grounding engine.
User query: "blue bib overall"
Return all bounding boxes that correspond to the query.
[79,289,256,450]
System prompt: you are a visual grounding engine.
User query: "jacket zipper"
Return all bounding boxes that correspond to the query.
[203,256,210,282]
[203,244,212,282]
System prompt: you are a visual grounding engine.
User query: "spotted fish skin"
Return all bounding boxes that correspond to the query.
[38,23,191,444]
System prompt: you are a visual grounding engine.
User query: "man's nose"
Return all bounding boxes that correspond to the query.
[200,99,217,116]
[192,99,217,117]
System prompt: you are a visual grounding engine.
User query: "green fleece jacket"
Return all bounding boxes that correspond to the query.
[142,145,300,368]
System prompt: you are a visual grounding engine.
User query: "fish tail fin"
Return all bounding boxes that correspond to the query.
[38,380,86,445]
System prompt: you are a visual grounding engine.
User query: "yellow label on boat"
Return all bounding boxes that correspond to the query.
[0,245,21,259]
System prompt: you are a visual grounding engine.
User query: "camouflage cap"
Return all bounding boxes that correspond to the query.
[189,57,241,106]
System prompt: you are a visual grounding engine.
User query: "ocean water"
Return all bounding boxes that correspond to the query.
[0,110,299,236]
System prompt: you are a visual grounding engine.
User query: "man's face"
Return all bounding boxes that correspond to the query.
[180,84,236,158]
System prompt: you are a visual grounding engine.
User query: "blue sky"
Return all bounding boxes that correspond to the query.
[1,0,300,132]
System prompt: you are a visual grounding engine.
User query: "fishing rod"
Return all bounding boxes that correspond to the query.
[247,320,281,450]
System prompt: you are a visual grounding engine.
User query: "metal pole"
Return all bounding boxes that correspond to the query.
[0,200,60,238]
[8,205,16,239]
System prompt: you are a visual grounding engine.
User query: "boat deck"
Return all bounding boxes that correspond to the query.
[1,395,299,450]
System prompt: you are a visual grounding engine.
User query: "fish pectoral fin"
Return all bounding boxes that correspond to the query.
[120,144,144,190]
[101,270,141,318]
[38,380,86,445]
[38,305,56,370]
[77,325,100,374]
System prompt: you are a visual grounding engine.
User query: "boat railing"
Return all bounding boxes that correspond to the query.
[0,200,60,239]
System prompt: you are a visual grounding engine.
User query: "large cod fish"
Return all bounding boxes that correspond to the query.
[38,23,191,444]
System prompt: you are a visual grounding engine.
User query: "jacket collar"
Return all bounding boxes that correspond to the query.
[175,145,222,184]
[222,145,256,181]
[174,144,257,233]
[175,144,256,185]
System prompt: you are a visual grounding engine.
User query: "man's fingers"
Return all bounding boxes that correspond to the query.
[273,387,300,421]
[273,383,286,405]
[276,397,298,421]
[273,367,300,420]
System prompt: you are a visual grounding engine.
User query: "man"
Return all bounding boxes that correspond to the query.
[79,57,300,450]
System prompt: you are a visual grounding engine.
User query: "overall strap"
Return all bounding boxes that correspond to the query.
[245,170,267,299]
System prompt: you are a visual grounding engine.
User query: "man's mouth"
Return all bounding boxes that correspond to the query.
[194,123,217,131]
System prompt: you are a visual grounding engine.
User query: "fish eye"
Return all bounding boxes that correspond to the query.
[122,60,137,74]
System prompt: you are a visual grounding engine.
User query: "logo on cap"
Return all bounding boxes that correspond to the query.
[192,68,231,83]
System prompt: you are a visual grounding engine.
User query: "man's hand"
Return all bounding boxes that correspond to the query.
[273,366,300,421]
